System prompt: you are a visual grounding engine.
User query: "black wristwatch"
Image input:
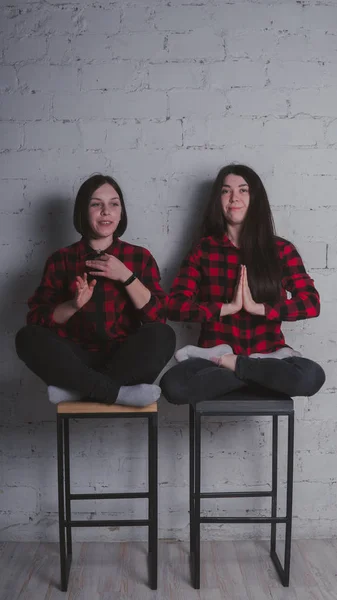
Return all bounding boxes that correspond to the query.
[123,273,137,287]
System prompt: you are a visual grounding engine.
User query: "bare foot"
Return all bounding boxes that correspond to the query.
[211,353,238,371]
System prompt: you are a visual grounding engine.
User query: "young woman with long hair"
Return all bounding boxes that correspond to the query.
[160,164,325,405]
[16,174,175,406]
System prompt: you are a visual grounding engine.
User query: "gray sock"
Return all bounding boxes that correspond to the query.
[48,386,81,405]
[175,344,233,363]
[250,347,302,360]
[115,384,161,407]
[48,384,161,407]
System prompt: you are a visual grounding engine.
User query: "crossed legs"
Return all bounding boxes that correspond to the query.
[161,351,325,406]
[16,323,176,406]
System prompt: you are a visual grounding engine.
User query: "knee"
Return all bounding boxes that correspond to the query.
[144,322,176,357]
[15,325,35,360]
[160,366,186,405]
[306,362,326,396]
[15,324,50,362]
[294,359,326,397]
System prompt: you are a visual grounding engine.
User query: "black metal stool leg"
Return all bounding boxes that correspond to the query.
[270,415,278,555]
[57,415,67,591]
[270,411,294,587]
[148,413,158,590]
[189,405,195,556]
[188,396,294,589]
[64,418,72,558]
[193,410,201,589]
[283,411,294,586]
[148,415,151,555]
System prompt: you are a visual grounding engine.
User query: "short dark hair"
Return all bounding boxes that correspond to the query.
[73,174,127,239]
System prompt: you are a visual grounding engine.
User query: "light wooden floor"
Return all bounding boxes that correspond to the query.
[1,540,337,600]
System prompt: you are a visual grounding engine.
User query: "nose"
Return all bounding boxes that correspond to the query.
[230,190,240,203]
[101,205,110,215]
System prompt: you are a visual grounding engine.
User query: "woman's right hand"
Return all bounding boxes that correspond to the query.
[72,273,97,310]
[52,273,97,324]
[220,265,243,317]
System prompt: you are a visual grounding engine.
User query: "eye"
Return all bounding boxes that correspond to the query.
[240,188,249,193]
[221,188,229,195]
[90,202,100,207]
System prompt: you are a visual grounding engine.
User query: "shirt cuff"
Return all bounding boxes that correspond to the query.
[207,302,223,320]
[264,303,281,321]
[138,294,164,322]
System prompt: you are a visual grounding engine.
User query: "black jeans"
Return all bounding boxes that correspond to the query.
[160,355,326,405]
[16,323,176,404]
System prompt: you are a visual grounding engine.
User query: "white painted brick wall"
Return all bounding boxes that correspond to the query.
[208,60,267,89]
[0,92,50,120]
[18,65,80,93]
[4,36,47,63]
[149,63,205,90]
[167,29,224,60]
[53,91,167,119]
[81,63,140,91]
[0,0,336,544]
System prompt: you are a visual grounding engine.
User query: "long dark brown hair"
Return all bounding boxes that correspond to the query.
[201,164,281,303]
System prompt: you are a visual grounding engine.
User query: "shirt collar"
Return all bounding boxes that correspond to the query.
[208,234,238,249]
[79,237,120,259]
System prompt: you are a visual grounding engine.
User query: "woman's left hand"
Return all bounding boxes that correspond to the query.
[86,254,131,282]
[242,266,266,316]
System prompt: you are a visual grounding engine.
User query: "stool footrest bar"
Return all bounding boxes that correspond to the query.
[70,492,149,500]
[65,519,149,527]
[200,516,287,524]
[199,491,272,499]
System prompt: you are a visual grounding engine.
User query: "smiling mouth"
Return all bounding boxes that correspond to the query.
[99,221,113,224]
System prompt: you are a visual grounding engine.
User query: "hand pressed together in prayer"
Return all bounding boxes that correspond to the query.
[242,266,266,316]
[229,265,265,316]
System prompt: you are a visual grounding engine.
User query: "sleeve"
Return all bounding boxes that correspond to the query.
[26,252,69,330]
[264,242,320,322]
[137,250,168,323]
[167,245,223,322]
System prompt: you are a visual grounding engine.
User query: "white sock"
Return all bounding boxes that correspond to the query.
[175,344,233,363]
[48,386,81,405]
[250,347,302,360]
[116,384,161,407]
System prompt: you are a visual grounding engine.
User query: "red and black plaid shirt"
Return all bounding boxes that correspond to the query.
[27,237,167,351]
[168,235,320,355]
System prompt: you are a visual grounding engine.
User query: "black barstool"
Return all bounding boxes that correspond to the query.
[189,388,294,589]
[56,400,158,591]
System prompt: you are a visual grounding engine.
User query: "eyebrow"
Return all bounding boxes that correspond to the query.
[222,184,249,188]
[90,195,120,201]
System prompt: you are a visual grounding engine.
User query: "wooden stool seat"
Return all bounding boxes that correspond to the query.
[57,401,158,414]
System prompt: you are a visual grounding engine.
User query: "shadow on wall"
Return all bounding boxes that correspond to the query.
[157,179,213,420]
[1,193,75,422]
[161,179,213,291]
